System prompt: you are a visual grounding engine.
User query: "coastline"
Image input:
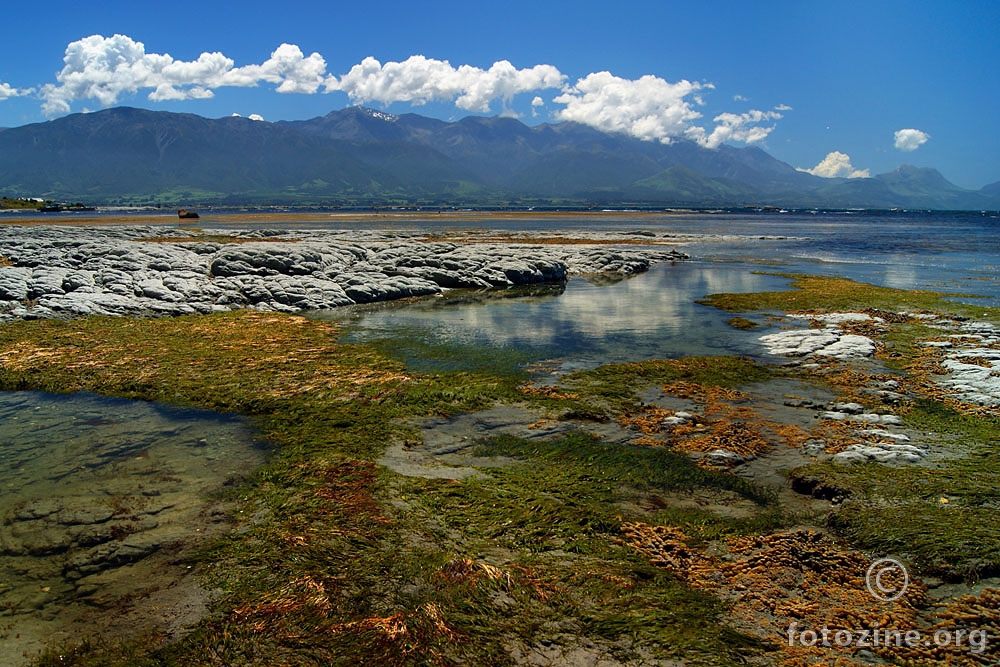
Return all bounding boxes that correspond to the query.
[1,221,999,664]
[0,209,705,227]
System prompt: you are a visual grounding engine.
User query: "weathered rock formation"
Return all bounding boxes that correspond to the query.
[0,226,688,321]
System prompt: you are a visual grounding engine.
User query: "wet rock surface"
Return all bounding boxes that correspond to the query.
[759,313,878,361]
[0,226,688,321]
[381,405,637,481]
[921,318,1000,407]
[758,311,1000,409]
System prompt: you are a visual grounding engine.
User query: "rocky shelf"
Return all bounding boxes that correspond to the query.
[0,226,688,321]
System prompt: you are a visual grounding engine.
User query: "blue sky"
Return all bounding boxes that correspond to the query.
[1,0,997,189]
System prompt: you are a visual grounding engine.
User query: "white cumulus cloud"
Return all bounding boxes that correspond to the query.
[40,34,334,115]
[894,128,930,151]
[553,72,707,143]
[0,82,32,101]
[553,72,782,148]
[330,55,564,113]
[530,95,545,117]
[223,43,332,94]
[798,151,870,178]
[687,109,784,149]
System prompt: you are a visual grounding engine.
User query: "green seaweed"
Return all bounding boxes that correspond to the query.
[698,272,1000,322]
[556,355,772,417]
[1,311,780,666]
[793,399,1000,579]
[695,273,1000,581]
[726,316,760,330]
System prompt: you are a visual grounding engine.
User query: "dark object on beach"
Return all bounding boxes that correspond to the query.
[178,209,200,219]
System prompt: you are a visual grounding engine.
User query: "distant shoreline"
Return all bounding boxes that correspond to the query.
[0,209,711,227]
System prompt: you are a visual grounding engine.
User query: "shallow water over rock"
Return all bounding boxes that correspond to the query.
[321,262,792,376]
[0,391,266,666]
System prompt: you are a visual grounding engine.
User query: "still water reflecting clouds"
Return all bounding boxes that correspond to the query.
[330,263,791,373]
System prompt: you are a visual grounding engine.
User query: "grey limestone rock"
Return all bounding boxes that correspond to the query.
[834,444,924,465]
[0,266,32,300]
[801,440,828,457]
[0,225,686,322]
[705,449,748,465]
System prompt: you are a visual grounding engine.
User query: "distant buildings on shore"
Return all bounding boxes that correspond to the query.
[1,196,95,212]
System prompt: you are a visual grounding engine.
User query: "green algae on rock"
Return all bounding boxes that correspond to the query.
[698,272,999,322]
[698,273,1000,581]
[2,312,783,666]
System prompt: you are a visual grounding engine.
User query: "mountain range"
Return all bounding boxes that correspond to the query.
[0,106,997,210]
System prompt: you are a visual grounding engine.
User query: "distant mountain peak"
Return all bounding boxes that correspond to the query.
[892,164,937,176]
[878,164,955,188]
[356,106,398,123]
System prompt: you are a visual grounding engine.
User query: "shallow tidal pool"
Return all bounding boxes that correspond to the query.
[0,391,267,665]
[316,262,795,376]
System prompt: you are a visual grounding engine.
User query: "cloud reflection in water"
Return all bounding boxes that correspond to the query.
[334,263,790,373]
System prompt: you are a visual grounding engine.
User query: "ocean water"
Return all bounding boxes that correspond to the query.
[319,210,1000,373]
[665,210,1000,301]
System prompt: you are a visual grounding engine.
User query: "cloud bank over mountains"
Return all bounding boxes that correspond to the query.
[549,73,784,149]
[38,35,331,115]
[333,56,565,114]
[8,33,787,150]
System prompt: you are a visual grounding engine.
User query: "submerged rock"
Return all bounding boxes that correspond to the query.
[704,449,749,466]
[833,442,927,465]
